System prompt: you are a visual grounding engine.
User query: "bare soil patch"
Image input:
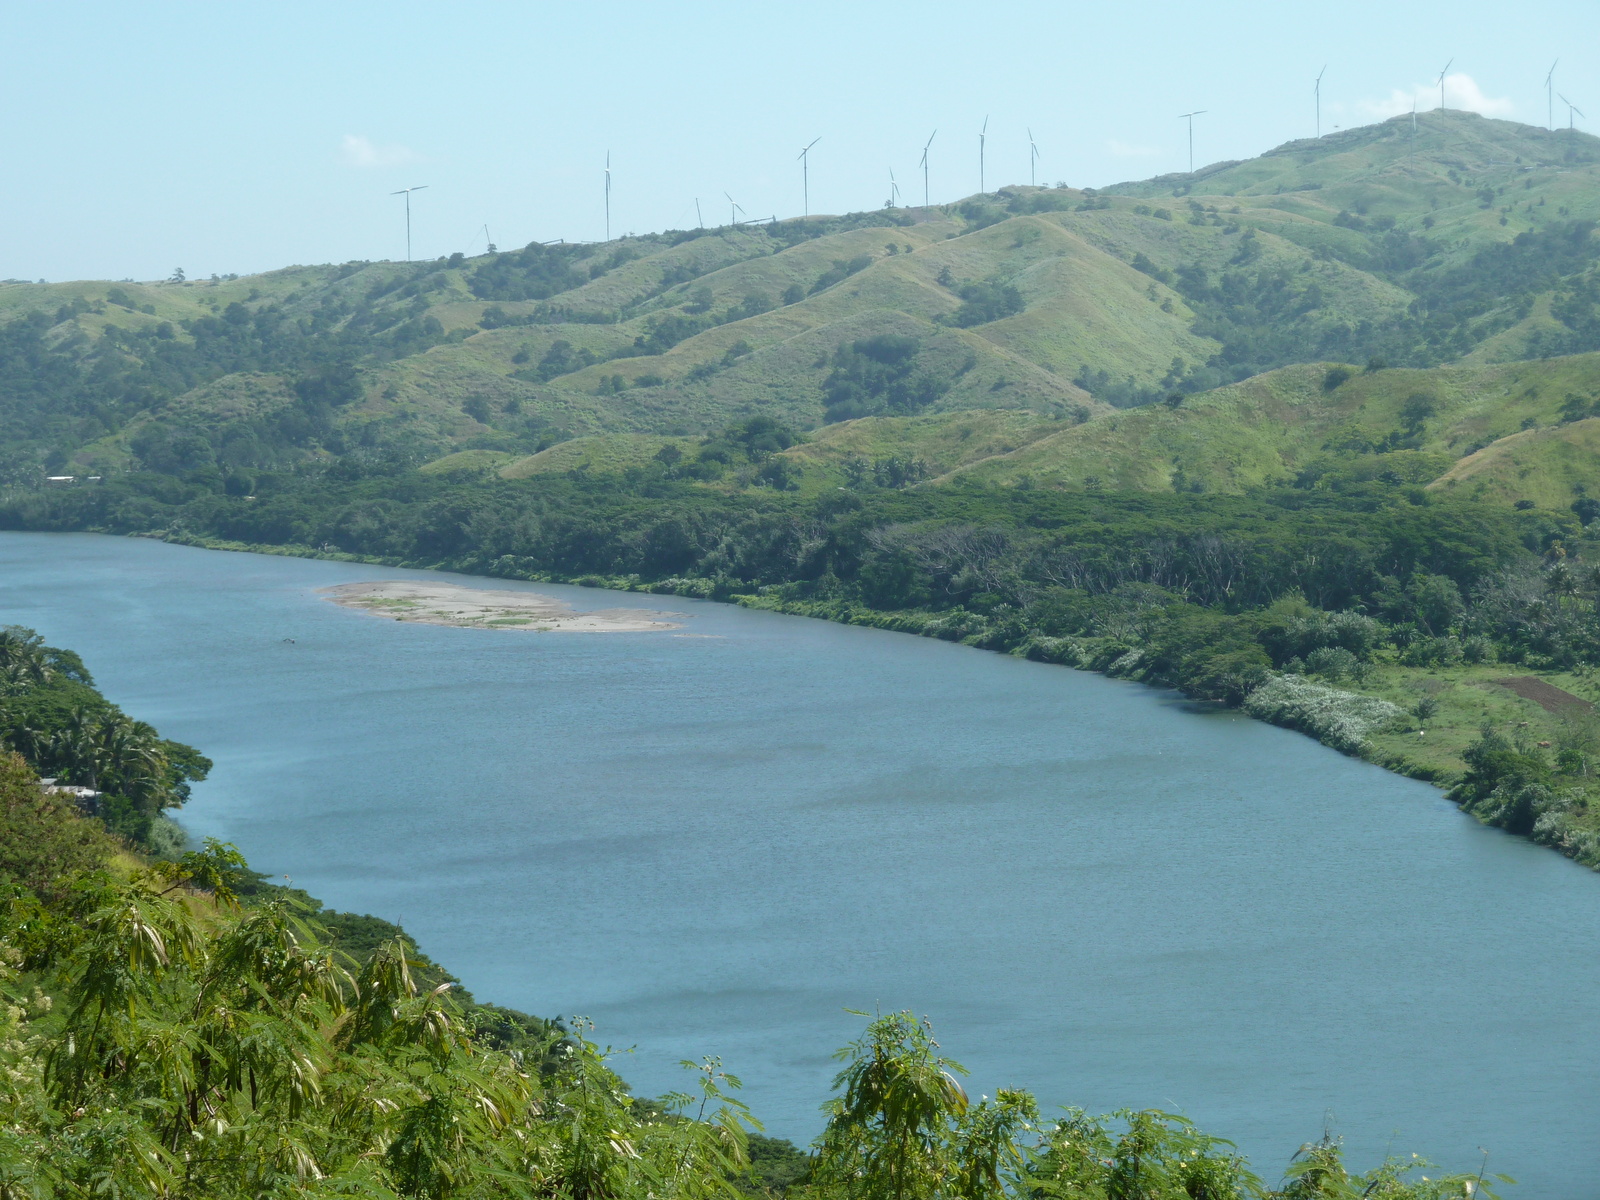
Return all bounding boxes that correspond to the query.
[1493,675,1594,714]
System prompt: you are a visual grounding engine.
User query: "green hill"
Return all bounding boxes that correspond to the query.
[6,108,1600,505]
[912,352,1600,495]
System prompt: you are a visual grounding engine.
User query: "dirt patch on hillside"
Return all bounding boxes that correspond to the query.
[1494,676,1594,714]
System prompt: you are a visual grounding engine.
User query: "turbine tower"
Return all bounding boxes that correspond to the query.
[1315,65,1327,138]
[604,152,612,242]
[390,186,428,262]
[1436,59,1453,111]
[1547,60,1560,130]
[798,137,821,217]
[1559,93,1584,131]
[920,130,937,206]
[887,168,901,209]
[1028,127,1039,186]
[1178,111,1206,175]
[979,116,988,193]
[725,191,743,226]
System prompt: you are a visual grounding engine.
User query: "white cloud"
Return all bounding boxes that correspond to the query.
[1357,73,1514,120]
[1106,139,1160,157]
[339,134,418,168]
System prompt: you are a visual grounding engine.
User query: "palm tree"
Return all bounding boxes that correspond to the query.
[96,716,169,806]
[0,628,51,690]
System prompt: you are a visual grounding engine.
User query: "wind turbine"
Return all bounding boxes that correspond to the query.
[1436,59,1453,111]
[1028,127,1040,186]
[695,198,703,229]
[887,168,901,209]
[390,186,428,262]
[920,129,936,206]
[798,137,821,217]
[725,191,743,226]
[1178,111,1206,175]
[1547,60,1560,130]
[604,152,612,241]
[1559,93,1584,130]
[1315,65,1327,138]
[979,116,988,193]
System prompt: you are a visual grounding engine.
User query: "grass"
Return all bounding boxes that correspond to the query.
[18,109,1600,483]
[419,449,521,475]
[1430,417,1600,507]
[498,433,700,479]
[778,408,1070,488]
[935,353,1600,494]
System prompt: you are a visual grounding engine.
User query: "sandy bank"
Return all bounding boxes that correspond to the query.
[321,581,682,633]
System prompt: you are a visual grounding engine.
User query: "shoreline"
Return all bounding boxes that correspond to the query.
[136,529,1598,872]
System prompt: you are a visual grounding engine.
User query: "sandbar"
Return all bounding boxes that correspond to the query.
[321,580,682,633]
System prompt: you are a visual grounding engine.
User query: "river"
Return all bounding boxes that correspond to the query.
[4,531,1596,1194]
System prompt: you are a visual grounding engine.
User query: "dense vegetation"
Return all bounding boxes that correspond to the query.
[0,626,209,853]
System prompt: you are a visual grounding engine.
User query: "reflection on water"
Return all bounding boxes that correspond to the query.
[3,532,1596,1196]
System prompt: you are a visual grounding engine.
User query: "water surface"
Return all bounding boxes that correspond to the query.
[4,532,1596,1195]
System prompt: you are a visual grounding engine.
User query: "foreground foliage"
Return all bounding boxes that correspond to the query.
[0,849,1509,1200]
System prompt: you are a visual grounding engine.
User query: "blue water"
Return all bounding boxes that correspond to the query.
[4,531,1597,1195]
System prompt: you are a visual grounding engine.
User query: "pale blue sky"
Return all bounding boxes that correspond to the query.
[3,1,1595,281]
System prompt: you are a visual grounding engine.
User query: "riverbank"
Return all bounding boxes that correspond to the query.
[147,529,1600,873]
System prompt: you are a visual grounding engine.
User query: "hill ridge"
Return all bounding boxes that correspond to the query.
[4,109,1600,507]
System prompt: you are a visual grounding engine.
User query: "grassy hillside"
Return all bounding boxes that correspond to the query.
[9,109,1600,493]
[1431,416,1600,506]
[497,433,701,479]
[923,352,1600,495]
[778,408,1067,487]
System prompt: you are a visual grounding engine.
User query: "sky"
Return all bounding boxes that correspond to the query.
[3,0,1597,282]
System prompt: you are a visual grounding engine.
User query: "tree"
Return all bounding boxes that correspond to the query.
[0,752,113,900]
[813,1011,971,1200]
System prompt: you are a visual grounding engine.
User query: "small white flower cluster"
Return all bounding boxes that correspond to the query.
[1243,672,1403,754]
[646,576,717,598]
